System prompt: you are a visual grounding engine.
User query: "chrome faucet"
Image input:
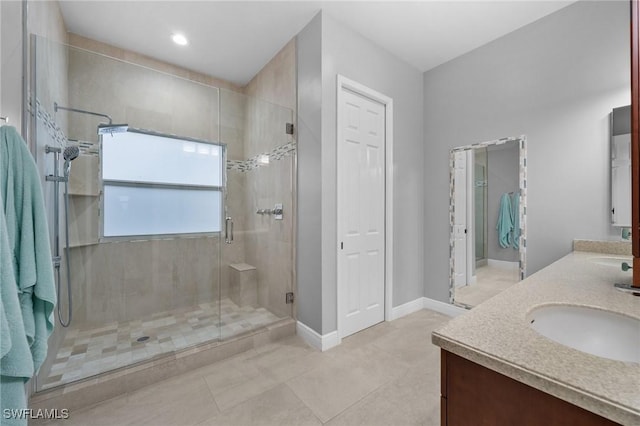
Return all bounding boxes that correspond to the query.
[256,203,284,220]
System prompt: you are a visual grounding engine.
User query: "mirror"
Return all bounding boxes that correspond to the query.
[611,105,631,228]
[449,136,526,308]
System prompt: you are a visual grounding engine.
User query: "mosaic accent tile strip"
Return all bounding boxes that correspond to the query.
[34,98,69,148]
[227,141,296,172]
[36,99,296,170]
[518,136,528,280]
[42,298,281,390]
[448,135,528,304]
[448,151,456,304]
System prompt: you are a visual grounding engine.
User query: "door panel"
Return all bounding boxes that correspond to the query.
[453,151,468,287]
[339,88,386,338]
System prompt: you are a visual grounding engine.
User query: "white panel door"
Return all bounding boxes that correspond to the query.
[453,151,468,288]
[338,89,386,338]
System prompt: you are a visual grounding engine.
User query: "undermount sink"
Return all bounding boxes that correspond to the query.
[528,305,640,363]
[588,256,632,269]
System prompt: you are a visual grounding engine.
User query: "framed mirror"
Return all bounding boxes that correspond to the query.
[449,136,527,308]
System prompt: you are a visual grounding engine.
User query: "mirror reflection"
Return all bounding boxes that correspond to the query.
[450,137,526,308]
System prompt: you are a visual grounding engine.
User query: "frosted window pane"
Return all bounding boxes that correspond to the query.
[102,131,222,186]
[104,185,221,237]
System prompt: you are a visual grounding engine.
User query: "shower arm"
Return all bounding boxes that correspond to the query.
[54,102,113,125]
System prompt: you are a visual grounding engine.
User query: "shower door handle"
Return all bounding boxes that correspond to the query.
[225,217,234,244]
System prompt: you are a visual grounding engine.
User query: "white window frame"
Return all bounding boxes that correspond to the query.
[99,128,226,241]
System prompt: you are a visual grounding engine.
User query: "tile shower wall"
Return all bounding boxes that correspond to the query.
[28,0,70,391]
[61,35,297,327]
[63,40,239,326]
[243,39,296,319]
[220,90,248,301]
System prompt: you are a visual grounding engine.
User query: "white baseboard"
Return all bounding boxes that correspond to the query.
[298,298,465,351]
[296,321,340,352]
[390,297,467,320]
[487,259,519,271]
[422,297,467,317]
[389,298,425,320]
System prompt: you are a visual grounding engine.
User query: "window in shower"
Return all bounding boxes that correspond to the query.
[101,129,224,238]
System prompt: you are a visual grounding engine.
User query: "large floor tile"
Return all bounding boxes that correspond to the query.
[287,345,409,422]
[197,384,322,426]
[249,339,324,383]
[49,374,218,426]
[202,357,279,411]
[371,325,441,366]
[326,365,441,426]
[40,309,450,426]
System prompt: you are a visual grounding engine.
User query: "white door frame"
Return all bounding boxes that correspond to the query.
[336,75,394,341]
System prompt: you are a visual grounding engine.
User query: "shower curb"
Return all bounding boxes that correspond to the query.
[28,318,296,418]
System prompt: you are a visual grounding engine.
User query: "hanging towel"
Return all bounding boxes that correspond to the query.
[0,126,56,425]
[511,191,520,250]
[496,193,513,248]
[1,210,31,426]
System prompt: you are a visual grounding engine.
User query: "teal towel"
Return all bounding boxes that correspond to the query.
[0,208,31,426]
[0,126,56,423]
[511,191,520,250]
[496,193,513,248]
[0,376,27,426]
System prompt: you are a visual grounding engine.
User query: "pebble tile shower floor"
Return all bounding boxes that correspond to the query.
[42,299,281,389]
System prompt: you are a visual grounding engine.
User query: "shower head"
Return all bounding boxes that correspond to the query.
[63,146,80,162]
[97,123,129,135]
[63,146,80,178]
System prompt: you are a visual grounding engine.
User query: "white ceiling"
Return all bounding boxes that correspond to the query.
[58,1,576,86]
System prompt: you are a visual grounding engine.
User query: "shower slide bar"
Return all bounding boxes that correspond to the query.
[45,144,79,328]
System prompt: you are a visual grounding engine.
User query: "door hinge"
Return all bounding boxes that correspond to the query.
[286,292,294,304]
[286,123,294,135]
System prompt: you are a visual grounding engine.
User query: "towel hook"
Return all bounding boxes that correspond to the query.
[0,116,8,123]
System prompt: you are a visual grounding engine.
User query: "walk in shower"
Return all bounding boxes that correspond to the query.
[31,36,295,392]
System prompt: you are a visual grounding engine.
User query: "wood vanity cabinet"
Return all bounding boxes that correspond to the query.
[440,350,619,426]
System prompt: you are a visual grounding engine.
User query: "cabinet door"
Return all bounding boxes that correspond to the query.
[441,350,619,426]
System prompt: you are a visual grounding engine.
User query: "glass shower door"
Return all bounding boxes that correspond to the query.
[32,36,223,392]
[219,89,295,339]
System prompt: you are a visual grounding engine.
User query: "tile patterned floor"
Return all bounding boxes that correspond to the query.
[42,309,449,426]
[42,299,281,389]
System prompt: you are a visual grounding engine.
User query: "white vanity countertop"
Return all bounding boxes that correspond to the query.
[432,251,640,425]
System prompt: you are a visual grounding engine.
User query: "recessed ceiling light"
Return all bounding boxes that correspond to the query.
[172,33,188,46]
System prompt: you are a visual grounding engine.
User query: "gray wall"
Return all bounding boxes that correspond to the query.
[297,12,425,334]
[423,0,630,302]
[296,12,323,333]
[487,142,519,262]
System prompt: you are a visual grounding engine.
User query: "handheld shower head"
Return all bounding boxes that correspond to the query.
[63,146,80,178]
[63,146,80,162]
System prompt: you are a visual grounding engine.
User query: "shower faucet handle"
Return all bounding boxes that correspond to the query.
[273,203,283,220]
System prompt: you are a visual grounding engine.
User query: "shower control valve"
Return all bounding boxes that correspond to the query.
[273,204,283,220]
